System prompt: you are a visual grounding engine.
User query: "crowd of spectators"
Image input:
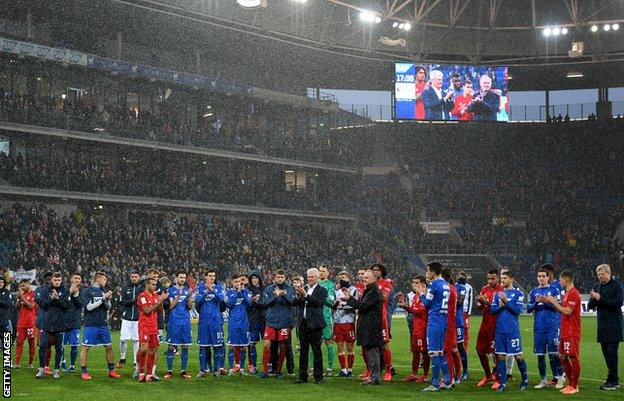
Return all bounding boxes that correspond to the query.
[0,147,357,213]
[0,203,401,291]
[0,90,357,165]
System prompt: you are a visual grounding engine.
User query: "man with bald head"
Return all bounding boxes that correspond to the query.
[421,70,455,120]
[467,74,500,121]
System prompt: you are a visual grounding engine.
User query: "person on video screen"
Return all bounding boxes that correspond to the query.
[467,75,500,121]
[450,80,474,121]
[421,70,454,120]
[414,66,428,120]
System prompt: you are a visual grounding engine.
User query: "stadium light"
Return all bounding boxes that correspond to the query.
[398,23,405,29]
[236,0,267,9]
[561,27,568,35]
[590,25,599,32]
[404,23,411,31]
[552,27,561,36]
[392,22,398,28]
[543,27,552,37]
[613,23,620,31]
[359,10,381,24]
[604,24,611,31]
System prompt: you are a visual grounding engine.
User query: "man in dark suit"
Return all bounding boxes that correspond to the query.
[467,75,500,121]
[293,268,328,384]
[341,269,383,385]
[421,70,454,120]
[588,264,624,391]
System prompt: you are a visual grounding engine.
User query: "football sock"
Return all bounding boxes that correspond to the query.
[70,346,78,367]
[423,354,431,376]
[478,352,491,377]
[570,357,580,388]
[249,345,257,368]
[458,344,468,373]
[120,340,127,360]
[338,353,346,369]
[497,359,507,386]
[412,351,420,374]
[431,355,441,387]
[166,348,174,371]
[517,359,528,383]
[240,348,247,369]
[180,347,189,371]
[326,343,334,370]
[440,354,450,384]
[538,355,547,380]
[228,347,235,369]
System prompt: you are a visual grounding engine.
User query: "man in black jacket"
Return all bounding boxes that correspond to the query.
[341,269,383,385]
[588,264,624,390]
[247,270,266,374]
[35,272,71,379]
[293,267,327,384]
[0,276,14,334]
[117,271,142,374]
[61,272,84,373]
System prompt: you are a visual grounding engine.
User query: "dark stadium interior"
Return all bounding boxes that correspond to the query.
[1,1,624,394]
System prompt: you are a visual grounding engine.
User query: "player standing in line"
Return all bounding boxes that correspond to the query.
[543,263,566,385]
[260,269,295,379]
[441,269,461,385]
[475,269,503,387]
[136,278,168,382]
[79,272,121,380]
[226,274,252,374]
[528,268,565,389]
[35,272,70,379]
[332,270,357,377]
[61,272,83,373]
[419,262,452,392]
[195,269,226,377]
[164,270,194,379]
[247,270,266,374]
[454,273,468,382]
[545,270,582,395]
[371,263,394,381]
[15,279,37,369]
[490,270,528,392]
[398,276,430,383]
[117,271,142,377]
[457,271,472,380]
[317,265,336,377]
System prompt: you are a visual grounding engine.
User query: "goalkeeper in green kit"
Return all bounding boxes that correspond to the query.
[318,265,336,376]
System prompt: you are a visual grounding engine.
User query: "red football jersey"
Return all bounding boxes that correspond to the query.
[479,284,503,330]
[446,285,457,332]
[17,291,37,328]
[404,294,428,336]
[137,291,160,333]
[356,282,366,296]
[450,94,474,121]
[378,278,393,322]
[560,287,581,338]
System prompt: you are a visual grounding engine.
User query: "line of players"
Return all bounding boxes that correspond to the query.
[15,264,398,383]
[397,262,581,394]
[15,261,582,394]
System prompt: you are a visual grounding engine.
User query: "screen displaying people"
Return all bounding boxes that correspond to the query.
[394,64,509,121]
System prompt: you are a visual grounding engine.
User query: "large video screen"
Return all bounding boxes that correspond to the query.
[394,64,509,121]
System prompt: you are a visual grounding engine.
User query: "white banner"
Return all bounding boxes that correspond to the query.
[9,269,37,283]
[580,300,624,316]
[0,37,88,66]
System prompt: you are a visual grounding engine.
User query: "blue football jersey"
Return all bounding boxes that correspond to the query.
[196,283,225,324]
[82,286,109,327]
[490,288,524,334]
[527,286,561,333]
[167,286,191,324]
[421,278,450,327]
[225,288,252,329]
[455,283,466,328]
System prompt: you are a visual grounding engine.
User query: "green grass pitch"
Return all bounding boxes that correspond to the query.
[9,316,623,400]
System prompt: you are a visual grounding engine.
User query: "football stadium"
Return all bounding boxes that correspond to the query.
[1,1,624,400]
